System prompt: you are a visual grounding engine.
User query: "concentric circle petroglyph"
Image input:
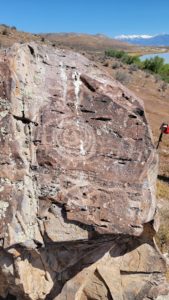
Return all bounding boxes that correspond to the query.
[54,117,96,161]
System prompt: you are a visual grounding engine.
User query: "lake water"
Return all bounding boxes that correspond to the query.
[140,52,169,64]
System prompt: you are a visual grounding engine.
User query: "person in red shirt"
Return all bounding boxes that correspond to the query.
[157,123,169,149]
[161,123,169,134]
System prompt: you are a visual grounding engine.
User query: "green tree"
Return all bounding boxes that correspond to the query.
[143,56,164,73]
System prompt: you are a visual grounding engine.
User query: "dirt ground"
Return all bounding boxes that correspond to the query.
[102,57,169,252]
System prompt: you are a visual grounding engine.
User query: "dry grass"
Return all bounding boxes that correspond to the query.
[109,59,169,254]
[156,208,169,252]
[157,180,169,200]
[165,268,169,283]
[156,180,169,252]
[0,25,40,48]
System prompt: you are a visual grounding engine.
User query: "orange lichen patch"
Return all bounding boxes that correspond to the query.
[14,82,20,97]
[12,249,21,258]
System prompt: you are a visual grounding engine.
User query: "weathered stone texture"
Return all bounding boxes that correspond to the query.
[0,43,168,299]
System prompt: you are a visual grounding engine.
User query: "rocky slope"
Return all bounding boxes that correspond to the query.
[0,43,168,299]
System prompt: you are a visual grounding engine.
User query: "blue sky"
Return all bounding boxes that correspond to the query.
[0,0,169,37]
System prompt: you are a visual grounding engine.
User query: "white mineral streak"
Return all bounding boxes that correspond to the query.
[60,62,67,102]
[72,71,81,112]
[0,111,8,119]
[72,71,86,158]
[72,71,87,186]
[0,201,9,219]
[80,140,86,156]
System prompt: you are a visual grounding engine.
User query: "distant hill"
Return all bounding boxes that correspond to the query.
[0,26,138,55]
[115,34,169,46]
[41,32,135,52]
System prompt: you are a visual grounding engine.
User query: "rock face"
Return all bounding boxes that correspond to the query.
[0,43,168,299]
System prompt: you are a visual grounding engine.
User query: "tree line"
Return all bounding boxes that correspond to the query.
[105,49,169,82]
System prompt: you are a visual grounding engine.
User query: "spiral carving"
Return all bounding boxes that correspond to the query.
[54,117,96,161]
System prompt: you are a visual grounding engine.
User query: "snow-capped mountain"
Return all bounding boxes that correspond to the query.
[115,34,153,40]
[115,34,169,46]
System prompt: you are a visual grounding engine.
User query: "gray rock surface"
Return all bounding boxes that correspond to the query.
[0,43,168,299]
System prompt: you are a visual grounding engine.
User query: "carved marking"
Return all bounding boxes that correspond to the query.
[55,117,96,161]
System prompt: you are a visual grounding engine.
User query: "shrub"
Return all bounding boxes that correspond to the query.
[143,56,164,73]
[103,61,109,67]
[105,49,143,68]
[115,71,130,85]
[121,54,139,65]
[145,70,151,78]
[0,24,16,30]
[154,74,161,83]
[158,63,169,83]
[112,62,121,69]
[2,28,8,35]
[0,24,10,28]
[105,49,169,83]
[161,82,168,91]
[105,49,126,59]
[128,64,139,72]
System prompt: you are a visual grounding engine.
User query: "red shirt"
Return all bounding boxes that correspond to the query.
[164,126,169,134]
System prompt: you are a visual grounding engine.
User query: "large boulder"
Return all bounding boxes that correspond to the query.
[0,43,167,299]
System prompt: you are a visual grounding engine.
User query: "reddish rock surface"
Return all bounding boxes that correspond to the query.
[0,43,168,299]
